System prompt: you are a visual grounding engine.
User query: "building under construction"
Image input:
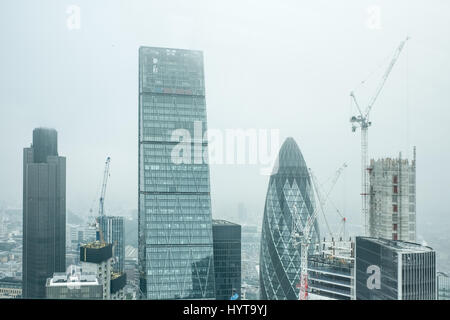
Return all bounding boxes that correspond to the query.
[80,242,126,300]
[308,238,355,300]
[368,148,416,242]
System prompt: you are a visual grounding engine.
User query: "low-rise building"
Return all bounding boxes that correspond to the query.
[437,271,450,300]
[46,265,102,300]
[0,277,22,299]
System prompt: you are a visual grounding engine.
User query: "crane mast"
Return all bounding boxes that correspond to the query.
[94,156,111,244]
[293,164,347,300]
[98,156,111,217]
[350,37,409,236]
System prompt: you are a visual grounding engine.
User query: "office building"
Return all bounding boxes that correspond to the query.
[80,242,126,300]
[308,238,355,300]
[45,265,102,299]
[67,224,97,249]
[212,220,241,300]
[0,277,22,299]
[110,272,127,300]
[80,242,112,299]
[355,237,436,300]
[125,245,138,287]
[259,137,320,300]
[437,272,450,300]
[138,46,215,299]
[23,128,66,298]
[368,149,416,242]
[237,203,247,224]
[98,216,125,272]
[241,225,260,300]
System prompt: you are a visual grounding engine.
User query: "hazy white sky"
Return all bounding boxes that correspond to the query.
[1,0,449,237]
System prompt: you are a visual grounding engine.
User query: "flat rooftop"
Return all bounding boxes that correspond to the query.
[81,241,111,249]
[358,237,434,253]
[47,273,99,287]
[212,219,240,226]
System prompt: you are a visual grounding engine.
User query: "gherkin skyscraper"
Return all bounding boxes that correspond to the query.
[259,137,320,300]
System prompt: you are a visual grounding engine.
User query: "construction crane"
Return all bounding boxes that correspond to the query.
[95,217,105,244]
[98,156,111,217]
[350,37,409,236]
[292,163,347,300]
[91,157,111,243]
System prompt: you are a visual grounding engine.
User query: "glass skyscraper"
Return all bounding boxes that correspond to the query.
[138,47,216,299]
[23,128,66,299]
[259,137,320,300]
[212,220,241,300]
[355,237,436,300]
[98,216,125,273]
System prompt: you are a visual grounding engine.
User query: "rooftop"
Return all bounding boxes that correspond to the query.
[358,237,434,253]
[81,241,111,249]
[47,265,99,287]
[212,219,240,226]
[0,277,22,284]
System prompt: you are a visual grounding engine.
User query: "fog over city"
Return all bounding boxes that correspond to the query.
[1,0,449,245]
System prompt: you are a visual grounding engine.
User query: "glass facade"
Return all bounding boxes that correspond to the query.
[259,137,320,300]
[355,237,436,300]
[212,220,241,300]
[308,251,354,300]
[437,272,450,300]
[138,47,215,299]
[98,216,125,273]
[23,128,66,299]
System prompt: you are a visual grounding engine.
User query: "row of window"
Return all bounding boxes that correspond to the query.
[145,222,210,229]
[143,164,209,173]
[142,104,205,113]
[141,194,211,200]
[142,95,205,105]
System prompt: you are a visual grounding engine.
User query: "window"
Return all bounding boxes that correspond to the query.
[393,185,398,193]
[393,224,398,231]
[393,204,398,212]
[393,175,398,184]
[393,234,398,240]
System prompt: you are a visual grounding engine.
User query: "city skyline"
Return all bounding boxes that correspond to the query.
[0,0,450,303]
[1,1,449,241]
